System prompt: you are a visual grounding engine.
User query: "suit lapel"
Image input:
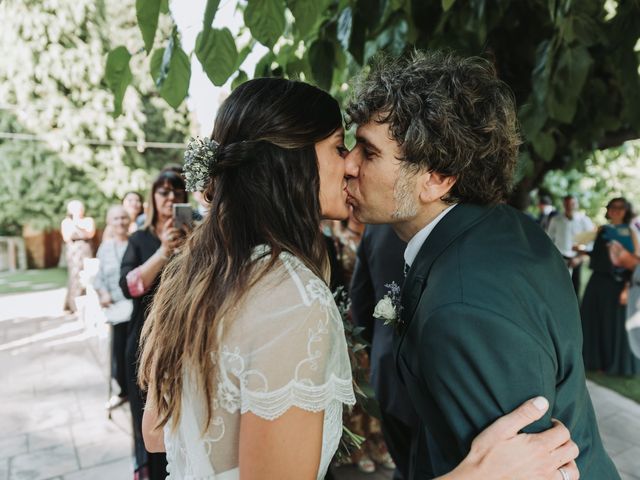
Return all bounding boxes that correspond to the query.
[395,204,494,356]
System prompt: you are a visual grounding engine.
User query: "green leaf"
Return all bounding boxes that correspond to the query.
[245,0,286,49]
[195,28,238,86]
[532,130,556,162]
[203,0,221,30]
[355,0,385,31]
[231,70,248,90]
[136,0,162,53]
[547,45,592,123]
[337,7,353,52]
[531,39,555,106]
[514,150,534,183]
[348,11,367,64]
[150,46,191,108]
[104,46,132,117]
[235,43,253,70]
[287,0,330,38]
[518,103,547,141]
[442,0,456,11]
[308,39,335,90]
[254,51,276,77]
[160,0,169,14]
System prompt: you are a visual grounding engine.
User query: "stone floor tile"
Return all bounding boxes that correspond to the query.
[0,458,8,480]
[0,434,27,460]
[598,411,640,448]
[620,471,640,480]
[76,439,132,470]
[612,446,640,479]
[28,426,73,453]
[601,432,635,457]
[9,445,78,480]
[62,457,131,480]
[70,419,131,448]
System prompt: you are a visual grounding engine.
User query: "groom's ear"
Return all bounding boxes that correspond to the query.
[418,171,457,204]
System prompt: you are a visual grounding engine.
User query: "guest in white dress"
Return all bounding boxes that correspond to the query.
[137,78,579,480]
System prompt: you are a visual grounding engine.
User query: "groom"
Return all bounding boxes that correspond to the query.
[344,51,619,479]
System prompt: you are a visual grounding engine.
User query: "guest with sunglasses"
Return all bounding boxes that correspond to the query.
[119,168,191,480]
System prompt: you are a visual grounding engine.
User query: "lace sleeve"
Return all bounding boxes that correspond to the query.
[219,257,355,421]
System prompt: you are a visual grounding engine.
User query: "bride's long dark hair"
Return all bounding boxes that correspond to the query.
[139,78,343,430]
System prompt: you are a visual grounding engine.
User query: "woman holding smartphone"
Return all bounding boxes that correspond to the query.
[119,168,190,480]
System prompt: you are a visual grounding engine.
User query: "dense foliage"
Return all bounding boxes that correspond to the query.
[0,0,193,235]
[106,0,640,208]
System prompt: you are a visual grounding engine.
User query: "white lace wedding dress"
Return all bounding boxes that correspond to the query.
[163,251,356,479]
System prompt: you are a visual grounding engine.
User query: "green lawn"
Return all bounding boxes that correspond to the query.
[0,268,68,295]
[587,371,640,404]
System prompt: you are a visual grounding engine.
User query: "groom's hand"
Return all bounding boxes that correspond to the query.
[460,397,580,480]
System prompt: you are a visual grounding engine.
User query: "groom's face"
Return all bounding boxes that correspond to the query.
[345,119,419,225]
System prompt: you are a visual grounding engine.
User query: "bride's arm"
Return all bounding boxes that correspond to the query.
[142,391,166,453]
[239,407,323,480]
[436,397,579,480]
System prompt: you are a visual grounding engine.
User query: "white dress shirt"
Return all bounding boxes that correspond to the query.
[404,204,458,268]
[547,212,595,258]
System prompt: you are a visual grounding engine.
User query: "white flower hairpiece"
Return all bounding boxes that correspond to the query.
[183,137,219,192]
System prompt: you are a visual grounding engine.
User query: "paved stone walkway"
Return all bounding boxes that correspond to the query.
[1,289,639,480]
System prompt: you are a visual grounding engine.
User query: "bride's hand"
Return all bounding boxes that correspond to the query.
[446,397,579,480]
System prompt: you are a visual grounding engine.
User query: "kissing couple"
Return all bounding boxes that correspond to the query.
[137,51,618,480]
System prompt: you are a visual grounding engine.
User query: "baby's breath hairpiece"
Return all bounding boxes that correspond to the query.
[183,137,219,192]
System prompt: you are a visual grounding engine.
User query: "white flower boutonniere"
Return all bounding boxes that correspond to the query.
[374,281,403,328]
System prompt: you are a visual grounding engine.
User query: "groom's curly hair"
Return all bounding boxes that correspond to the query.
[347,50,521,205]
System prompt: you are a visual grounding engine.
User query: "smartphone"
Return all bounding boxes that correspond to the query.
[172,203,193,230]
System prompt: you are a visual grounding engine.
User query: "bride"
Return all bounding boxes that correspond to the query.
[137,78,578,480]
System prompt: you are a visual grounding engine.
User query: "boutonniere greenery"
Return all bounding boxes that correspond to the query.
[333,287,381,461]
[374,281,403,328]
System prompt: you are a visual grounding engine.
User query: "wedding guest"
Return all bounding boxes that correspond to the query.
[193,191,209,218]
[334,209,365,287]
[351,224,417,479]
[581,197,640,375]
[609,240,640,358]
[548,194,595,296]
[537,194,557,232]
[332,210,394,474]
[61,199,95,313]
[123,191,144,235]
[119,170,190,480]
[94,205,132,410]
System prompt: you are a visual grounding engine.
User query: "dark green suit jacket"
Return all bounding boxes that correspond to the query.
[395,203,619,479]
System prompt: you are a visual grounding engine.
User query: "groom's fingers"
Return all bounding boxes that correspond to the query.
[530,418,571,450]
[555,461,580,480]
[480,396,549,440]
[551,439,580,470]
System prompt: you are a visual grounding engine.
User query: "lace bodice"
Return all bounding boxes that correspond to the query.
[164,252,355,479]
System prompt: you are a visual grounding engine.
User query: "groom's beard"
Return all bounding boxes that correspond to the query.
[392,169,418,220]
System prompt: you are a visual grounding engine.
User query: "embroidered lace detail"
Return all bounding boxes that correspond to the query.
[164,252,354,480]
